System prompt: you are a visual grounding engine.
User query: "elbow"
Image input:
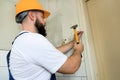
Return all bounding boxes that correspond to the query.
[69,65,80,74]
[58,64,80,74]
[58,58,81,74]
[69,60,81,74]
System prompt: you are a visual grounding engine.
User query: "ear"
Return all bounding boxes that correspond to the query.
[28,11,36,21]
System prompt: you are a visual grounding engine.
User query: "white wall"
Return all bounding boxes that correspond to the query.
[0,0,21,50]
[0,51,9,80]
[0,0,90,80]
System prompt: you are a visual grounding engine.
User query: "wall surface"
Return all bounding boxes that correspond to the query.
[0,0,21,50]
[86,0,120,80]
[0,0,88,80]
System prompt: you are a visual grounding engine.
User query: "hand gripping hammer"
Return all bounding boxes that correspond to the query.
[71,24,79,44]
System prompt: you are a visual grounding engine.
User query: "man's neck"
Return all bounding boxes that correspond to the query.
[21,23,38,33]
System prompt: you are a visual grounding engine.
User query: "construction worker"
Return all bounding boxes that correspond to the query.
[8,0,84,80]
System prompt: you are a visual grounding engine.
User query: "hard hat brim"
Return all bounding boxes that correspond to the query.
[42,10,50,18]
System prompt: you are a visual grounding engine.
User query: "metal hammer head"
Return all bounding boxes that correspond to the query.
[71,24,78,29]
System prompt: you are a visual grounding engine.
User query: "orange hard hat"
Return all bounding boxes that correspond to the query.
[16,0,50,18]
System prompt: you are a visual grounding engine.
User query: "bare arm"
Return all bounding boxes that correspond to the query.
[57,41,74,54]
[57,31,83,54]
[58,43,84,74]
[57,31,84,74]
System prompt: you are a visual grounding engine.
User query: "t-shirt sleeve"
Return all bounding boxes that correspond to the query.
[16,33,67,73]
[32,41,67,74]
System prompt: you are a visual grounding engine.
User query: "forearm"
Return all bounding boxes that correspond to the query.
[57,41,74,54]
[57,31,84,74]
[58,50,82,74]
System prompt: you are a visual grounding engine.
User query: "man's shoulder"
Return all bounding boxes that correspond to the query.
[14,32,48,46]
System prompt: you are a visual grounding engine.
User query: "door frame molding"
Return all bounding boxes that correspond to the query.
[75,0,100,80]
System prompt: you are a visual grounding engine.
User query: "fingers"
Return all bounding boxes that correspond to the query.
[77,31,83,35]
[77,31,83,42]
[77,31,84,38]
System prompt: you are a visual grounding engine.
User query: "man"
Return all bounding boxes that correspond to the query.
[9,0,84,80]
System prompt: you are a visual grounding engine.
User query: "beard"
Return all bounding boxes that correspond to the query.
[34,19,47,37]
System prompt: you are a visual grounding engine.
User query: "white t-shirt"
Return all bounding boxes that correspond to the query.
[10,31,67,80]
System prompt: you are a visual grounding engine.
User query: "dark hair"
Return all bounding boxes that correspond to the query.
[16,10,44,24]
[16,11,28,23]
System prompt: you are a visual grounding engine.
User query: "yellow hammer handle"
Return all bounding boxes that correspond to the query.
[74,29,79,44]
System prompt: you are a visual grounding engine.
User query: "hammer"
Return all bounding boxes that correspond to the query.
[71,24,79,44]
